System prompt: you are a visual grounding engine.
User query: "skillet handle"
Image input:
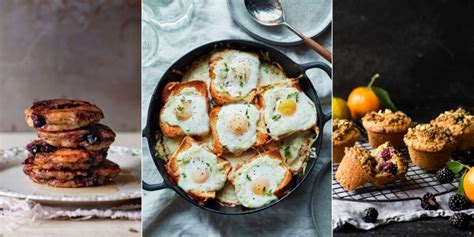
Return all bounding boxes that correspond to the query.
[299,61,332,125]
[299,62,332,80]
[143,180,169,191]
[322,111,332,126]
[142,125,170,191]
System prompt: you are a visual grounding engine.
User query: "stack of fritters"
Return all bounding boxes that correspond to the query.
[23,99,120,188]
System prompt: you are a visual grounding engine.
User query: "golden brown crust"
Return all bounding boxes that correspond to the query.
[407,147,451,171]
[362,109,412,133]
[159,81,209,138]
[403,124,456,152]
[208,51,259,105]
[166,136,231,202]
[25,140,106,170]
[25,99,104,131]
[431,108,474,151]
[332,119,361,146]
[24,159,120,188]
[37,124,115,151]
[335,146,372,192]
[209,106,225,155]
[231,148,292,198]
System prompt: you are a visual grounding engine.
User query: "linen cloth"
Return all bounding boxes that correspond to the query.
[0,196,140,231]
[142,1,332,236]
[333,192,468,230]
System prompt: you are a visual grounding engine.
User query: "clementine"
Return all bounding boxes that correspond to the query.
[347,74,382,119]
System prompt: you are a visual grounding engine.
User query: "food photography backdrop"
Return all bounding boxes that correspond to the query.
[0,1,141,236]
[333,0,474,235]
[141,1,332,236]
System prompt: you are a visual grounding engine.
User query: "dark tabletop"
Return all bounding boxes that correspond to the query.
[333,0,474,235]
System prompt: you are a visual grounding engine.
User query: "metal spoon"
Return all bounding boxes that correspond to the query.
[244,0,332,62]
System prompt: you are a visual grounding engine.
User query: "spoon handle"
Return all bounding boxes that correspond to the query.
[284,23,332,63]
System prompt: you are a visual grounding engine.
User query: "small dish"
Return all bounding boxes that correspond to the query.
[227,0,332,46]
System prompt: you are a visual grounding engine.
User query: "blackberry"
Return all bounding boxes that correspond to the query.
[449,194,469,211]
[449,213,470,229]
[362,207,378,223]
[85,133,100,145]
[380,148,391,161]
[31,114,45,128]
[421,192,439,210]
[381,162,397,175]
[436,168,454,184]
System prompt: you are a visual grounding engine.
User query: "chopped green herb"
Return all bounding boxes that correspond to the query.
[181,159,190,164]
[205,162,212,172]
[266,189,273,196]
[287,92,299,102]
[181,173,187,178]
[283,144,292,158]
[272,114,282,121]
[246,174,252,181]
[224,63,229,72]
[176,106,184,111]
[240,81,244,88]
[245,109,249,119]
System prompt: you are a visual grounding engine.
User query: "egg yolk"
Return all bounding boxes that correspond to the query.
[175,101,192,121]
[228,114,248,135]
[278,99,297,116]
[191,167,209,184]
[251,177,270,196]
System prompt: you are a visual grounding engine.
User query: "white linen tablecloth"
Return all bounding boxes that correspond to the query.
[142,1,332,236]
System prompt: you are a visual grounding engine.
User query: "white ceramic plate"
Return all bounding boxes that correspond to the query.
[0,146,141,205]
[227,0,332,46]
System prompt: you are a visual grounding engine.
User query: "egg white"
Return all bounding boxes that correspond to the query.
[216,103,260,154]
[182,55,212,99]
[161,87,209,136]
[211,50,260,98]
[232,155,288,208]
[263,86,317,139]
[175,142,227,193]
[259,62,287,86]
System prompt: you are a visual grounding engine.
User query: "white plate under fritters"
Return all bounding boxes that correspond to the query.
[0,146,141,206]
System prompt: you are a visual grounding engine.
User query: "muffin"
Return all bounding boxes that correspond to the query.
[332,119,361,163]
[369,142,407,186]
[335,146,372,192]
[362,109,412,149]
[335,143,407,191]
[431,108,474,151]
[403,124,456,171]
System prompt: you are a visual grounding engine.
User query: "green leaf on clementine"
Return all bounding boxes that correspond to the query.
[372,86,398,112]
[458,169,467,197]
[447,160,468,174]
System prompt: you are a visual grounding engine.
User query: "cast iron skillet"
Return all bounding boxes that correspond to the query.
[142,39,331,215]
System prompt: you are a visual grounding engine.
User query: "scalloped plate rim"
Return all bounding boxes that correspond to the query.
[0,146,141,203]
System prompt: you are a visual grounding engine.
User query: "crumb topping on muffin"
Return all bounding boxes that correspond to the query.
[404,124,456,152]
[344,146,376,175]
[431,108,473,136]
[333,119,361,144]
[362,109,412,133]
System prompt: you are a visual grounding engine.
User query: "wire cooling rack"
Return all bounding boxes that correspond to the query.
[332,125,462,202]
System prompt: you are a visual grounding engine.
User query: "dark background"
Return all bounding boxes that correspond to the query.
[334,0,474,235]
[333,0,474,122]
